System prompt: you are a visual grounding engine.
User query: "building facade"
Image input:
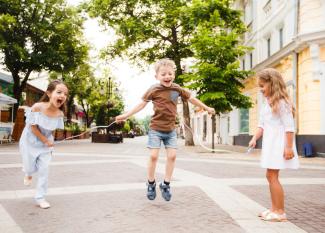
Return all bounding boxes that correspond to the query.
[191,0,325,155]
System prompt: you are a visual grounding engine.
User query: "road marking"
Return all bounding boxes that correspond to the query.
[0,204,23,233]
[0,159,129,169]
[131,159,308,233]
[1,152,324,170]
[0,181,190,200]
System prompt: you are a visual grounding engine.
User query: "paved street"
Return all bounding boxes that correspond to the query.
[0,137,325,233]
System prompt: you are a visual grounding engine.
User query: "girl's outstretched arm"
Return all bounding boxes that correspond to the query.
[116,101,148,122]
[31,125,53,147]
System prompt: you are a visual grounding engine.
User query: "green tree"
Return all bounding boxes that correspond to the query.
[0,0,88,118]
[95,104,107,126]
[183,0,252,114]
[122,121,130,133]
[80,75,124,128]
[138,115,151,134]
[76,71,97,127]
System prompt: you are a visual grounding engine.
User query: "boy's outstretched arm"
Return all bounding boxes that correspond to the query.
[189,97,216,115]
[115,101,148,122]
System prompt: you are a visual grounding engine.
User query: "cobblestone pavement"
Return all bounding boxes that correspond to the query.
[0,137,324,233]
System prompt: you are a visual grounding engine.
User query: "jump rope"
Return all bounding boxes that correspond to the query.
[53,100,253,153]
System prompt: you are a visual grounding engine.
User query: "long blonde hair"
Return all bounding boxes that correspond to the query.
[257,68,295,117]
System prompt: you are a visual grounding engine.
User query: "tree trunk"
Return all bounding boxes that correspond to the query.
[66,94,75,124]
[84,109,90,127]
[80,100,91,127]
[12,81,21,121]
[12,71,29,121]
[170,30,194,146]
[182,100,194,146]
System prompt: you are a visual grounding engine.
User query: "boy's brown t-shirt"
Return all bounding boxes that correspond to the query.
[142,83,191,132]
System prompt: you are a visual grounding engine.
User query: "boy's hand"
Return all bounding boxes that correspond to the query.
[248,138,256,148]
[115,114,127,123]
[206,107,215,115]
[284,147,294,160]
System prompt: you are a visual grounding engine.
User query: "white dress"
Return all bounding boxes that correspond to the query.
[258,99,299,169]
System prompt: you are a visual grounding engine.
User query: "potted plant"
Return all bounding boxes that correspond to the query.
[54,129,65,141]
[64,124,73,140]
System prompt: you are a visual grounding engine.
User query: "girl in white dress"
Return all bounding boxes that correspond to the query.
[19,80,68,209]
[249,68,299,222]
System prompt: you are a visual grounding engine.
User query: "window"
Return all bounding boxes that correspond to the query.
[249,53,253,69]
[239,108,249,133]
[279,28,283,48]
[267,37,271,57]
[242,59,245,70]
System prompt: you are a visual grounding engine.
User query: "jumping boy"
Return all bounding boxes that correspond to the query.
[116,58,215,201]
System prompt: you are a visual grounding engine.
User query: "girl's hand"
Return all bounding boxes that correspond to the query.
[284,147,294,160]
[45,140,54,147]
[248,138,256,148]
[115,114,127,123]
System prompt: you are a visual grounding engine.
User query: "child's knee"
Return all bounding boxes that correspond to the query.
[167,153,176,161]
[150,153,159,162]
[266,172,278,182]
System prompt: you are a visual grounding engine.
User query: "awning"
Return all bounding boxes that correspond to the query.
[0,93,17,105]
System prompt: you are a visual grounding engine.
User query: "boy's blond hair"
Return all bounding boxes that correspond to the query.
[154,58,176,73]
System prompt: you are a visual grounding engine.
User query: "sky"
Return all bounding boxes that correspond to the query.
[67,0,156,118]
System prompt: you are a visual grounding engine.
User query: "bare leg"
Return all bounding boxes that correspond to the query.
[147,149,159,182]
[164,148,176,182]
[266,169,285,214]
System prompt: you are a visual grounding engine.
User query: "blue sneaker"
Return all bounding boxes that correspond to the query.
[147,182,156,200]
[159,182,172,201]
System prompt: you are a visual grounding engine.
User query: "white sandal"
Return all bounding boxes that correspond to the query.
[36,199,51,209]
[262,212,287,222]
[258,209,271,218]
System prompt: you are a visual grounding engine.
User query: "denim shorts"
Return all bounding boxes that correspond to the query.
[147,129,177,149]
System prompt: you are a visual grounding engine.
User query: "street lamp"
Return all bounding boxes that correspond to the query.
[108,77,112,99]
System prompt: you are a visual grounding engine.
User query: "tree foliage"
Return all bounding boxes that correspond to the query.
[0,0,88,118]
[183,0,253,114]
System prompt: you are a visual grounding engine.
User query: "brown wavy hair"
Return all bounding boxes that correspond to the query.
[39,80,68,113]
[256,68,295,117]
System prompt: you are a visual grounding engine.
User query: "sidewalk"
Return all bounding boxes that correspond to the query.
[179,141,325,166]
[0,137,324,233]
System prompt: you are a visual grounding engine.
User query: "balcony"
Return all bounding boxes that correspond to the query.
[263,0,272,17]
